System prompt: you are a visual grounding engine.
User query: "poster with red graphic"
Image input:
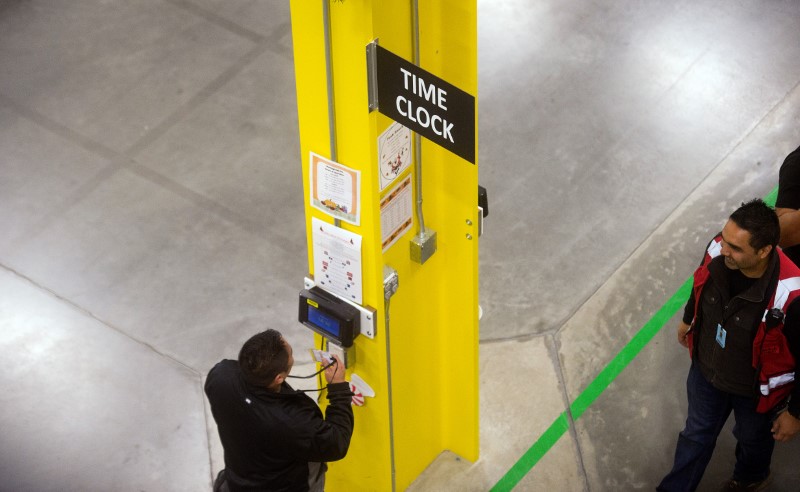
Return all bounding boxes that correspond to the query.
[311,217,363,304]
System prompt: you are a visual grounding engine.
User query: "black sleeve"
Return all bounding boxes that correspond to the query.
[775,146,800,210]
[318,382,355,461]
[784,300,800,416]
[683,289,696,325]
[285,382,354,463]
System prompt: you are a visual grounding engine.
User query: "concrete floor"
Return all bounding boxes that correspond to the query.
[2,0,800,490]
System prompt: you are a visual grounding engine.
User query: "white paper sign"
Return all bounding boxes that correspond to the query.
[378,122,412,191]
[380,175,414,252]
[312,217,363,304]
[309,152,361,225]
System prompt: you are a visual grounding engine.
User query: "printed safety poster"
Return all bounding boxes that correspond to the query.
[309,152,361,225]
[378,122,412,191]
[312,217,363,304]
[380,175,413,252]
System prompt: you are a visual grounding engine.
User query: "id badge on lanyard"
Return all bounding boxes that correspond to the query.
[716,323,727,348]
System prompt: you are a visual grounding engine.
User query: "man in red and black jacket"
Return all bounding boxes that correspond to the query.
[658,199,800,492]
[205,329,353,492]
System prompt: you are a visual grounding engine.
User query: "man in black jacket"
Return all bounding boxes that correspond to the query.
[205,329,354,491]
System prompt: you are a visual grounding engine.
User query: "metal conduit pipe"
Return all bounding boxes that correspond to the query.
[411,0,425,235]
[322,0,342,228]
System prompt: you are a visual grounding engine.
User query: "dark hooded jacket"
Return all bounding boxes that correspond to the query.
[205,359,354,491]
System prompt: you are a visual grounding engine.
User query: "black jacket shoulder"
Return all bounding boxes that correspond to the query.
[205,360,354,491]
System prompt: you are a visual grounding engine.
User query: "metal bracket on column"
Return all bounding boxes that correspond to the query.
[366,40,379,112]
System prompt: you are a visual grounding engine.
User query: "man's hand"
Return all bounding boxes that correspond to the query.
[772,410,800,442]
[677,321,691,348]
[323,354,346,384]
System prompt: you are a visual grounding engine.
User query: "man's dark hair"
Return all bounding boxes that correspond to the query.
[238,329,289,387]
[729,198,780,251]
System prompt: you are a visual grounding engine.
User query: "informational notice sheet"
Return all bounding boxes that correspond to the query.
[312,217,363,304]
[378,122,412,191]
[380,175,413,252]
[309,152,361,225]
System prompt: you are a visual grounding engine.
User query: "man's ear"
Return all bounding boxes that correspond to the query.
[268,372,287,391]
[758,244,774,259]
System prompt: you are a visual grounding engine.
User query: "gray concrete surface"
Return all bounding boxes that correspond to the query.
[2,0,800,490]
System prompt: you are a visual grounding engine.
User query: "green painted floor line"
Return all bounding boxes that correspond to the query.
[489,279,692,492]
[490,413,571,491]
[490,186,780,491]
[569,278,693,421]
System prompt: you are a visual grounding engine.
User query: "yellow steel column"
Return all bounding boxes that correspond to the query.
[290,1,478,490]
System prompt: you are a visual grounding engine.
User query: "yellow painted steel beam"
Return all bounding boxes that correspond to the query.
[290,1,478,490]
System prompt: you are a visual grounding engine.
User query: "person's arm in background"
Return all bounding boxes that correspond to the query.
[771,300,800,442]
[776,208,800,248]
[775,146,800,248]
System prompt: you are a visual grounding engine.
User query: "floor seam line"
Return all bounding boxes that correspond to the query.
[5,157,128,251]
[548,334,591,492]
[0,45,285,248]
[548,83,800,342]
[123,43,269,158]
[0,92,120,161]
[0,262,200,377]
[485,54,800,348]
[164,0,266,44]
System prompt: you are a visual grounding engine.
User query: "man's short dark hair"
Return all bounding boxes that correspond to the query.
[729,199,780,251]
[238,329,289,387]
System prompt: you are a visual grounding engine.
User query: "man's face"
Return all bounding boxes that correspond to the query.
[719,219,770,275]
